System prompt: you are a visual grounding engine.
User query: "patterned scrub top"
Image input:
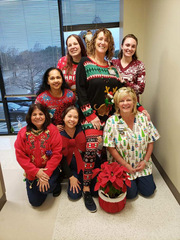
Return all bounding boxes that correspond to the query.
[103,112,160,180]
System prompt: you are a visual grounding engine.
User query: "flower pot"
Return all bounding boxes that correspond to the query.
[98,190,127,213]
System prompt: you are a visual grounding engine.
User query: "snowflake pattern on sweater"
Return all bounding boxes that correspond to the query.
[112,59,146,97]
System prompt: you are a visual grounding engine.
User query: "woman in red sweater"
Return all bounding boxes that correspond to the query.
[57,34,86,94]
[35,67,76,132]
[14,103,62,207]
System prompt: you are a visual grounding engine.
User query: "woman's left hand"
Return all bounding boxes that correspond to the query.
[142,110,151,121]
[135,161,146,172]
[69,176,81,194]
[37,179,50,192]
[91,117,101,130]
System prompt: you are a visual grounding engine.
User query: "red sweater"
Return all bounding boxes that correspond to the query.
[57,56,78,94]
[14,124,62,180]
[35,89,76,126]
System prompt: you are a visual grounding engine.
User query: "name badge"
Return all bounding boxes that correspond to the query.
[108,68,116,75]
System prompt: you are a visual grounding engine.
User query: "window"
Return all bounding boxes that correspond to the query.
[0,0,121,134]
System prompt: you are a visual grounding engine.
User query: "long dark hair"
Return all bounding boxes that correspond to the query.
[36,67,69,96]
[118,34,138,60]
[26,103,51,131]
[66,34,87,74]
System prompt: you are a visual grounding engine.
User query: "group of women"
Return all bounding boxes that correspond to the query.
[14,28,160,212]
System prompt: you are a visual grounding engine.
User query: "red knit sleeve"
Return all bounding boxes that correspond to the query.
[14,127,39,178]
[45,124,62,177]
[76,59,98,122]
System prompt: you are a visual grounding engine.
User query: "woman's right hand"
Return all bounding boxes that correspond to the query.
[36,168,50,182]
[91,117,101,130]
[69,176,81,194]
[57,124,64,132]
[125,163,136,174]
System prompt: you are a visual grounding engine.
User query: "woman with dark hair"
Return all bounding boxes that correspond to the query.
[14,103,62,207]
[35,67,76,132]
[57,34,87,94]
[112,34,146,101]
[60,105,86,200]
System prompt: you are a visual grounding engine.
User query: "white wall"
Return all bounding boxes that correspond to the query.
[123,0,180,192]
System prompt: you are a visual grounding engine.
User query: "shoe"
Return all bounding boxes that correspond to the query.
[53,183,61,197]
[83,191,97,213]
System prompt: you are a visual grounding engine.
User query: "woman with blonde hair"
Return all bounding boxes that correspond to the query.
[103,87,160,199]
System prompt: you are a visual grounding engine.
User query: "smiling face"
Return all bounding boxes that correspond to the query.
[95,31,109,56]
[118,94,134,115]
[31,107,45,130]
[63,109,79,130]
[121,37,137,59]
[67,36,81,60]
[47,69,63,91]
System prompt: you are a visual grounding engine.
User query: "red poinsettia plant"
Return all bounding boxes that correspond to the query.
[92,161,131,198]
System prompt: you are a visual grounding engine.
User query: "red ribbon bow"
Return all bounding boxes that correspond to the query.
[61,131,86,173]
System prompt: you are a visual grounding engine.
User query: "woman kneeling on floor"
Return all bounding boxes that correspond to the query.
[14,103,62,207]
[60,106,99,204]
[103,87,160,199]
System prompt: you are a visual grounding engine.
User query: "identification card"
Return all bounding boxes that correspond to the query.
[108,68,116,75]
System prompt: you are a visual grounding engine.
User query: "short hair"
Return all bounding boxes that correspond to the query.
[61,105,79,124]
[114,87,137,115]
[36,67,69,96]
[26,103,51,131]
[88,28,114,60]
[118,34,138,60]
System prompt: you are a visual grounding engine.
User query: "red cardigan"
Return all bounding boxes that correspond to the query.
[14,124,62,180]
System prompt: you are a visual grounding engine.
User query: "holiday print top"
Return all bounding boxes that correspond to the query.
[112,59,146,98]
[35,89,76,126]
[76,56,124,130]
[103,112,160,180]
[14,124,62,180]
[57,56,78,94]
[60,124,86,177]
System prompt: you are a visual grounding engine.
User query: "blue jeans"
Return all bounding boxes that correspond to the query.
[126,174,156,199]
[26,167,60,207]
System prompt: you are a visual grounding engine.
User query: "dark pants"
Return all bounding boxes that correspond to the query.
[126,174,156,199]
[26,167,60,207]
[68,155,99,200]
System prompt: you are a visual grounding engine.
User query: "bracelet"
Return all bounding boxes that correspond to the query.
[143,160,147,164]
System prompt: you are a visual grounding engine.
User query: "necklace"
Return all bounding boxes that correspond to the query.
[31,128,44,135]
[49,89,63,98]
[25,179,38,189]
[94,57,107,66]
[64,127,75,138]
